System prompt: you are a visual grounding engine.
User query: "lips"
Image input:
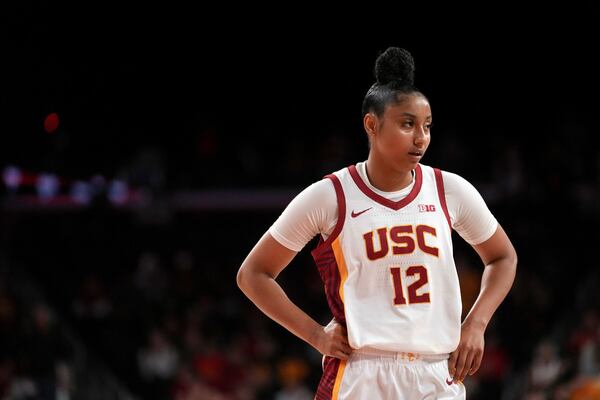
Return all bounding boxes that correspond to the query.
[408,151,423,157]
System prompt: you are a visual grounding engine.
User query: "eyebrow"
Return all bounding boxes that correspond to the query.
[401,112,432,120]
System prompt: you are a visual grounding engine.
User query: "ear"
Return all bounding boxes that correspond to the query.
[363,113,377,139]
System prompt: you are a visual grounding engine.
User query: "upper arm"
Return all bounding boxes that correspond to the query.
[471,223,517,266]
[238,231,299,281]
[443,171,498,246]
[442,171,516,265]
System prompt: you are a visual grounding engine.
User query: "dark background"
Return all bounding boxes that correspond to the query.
[3,3,598,185]
[1,3,600,400]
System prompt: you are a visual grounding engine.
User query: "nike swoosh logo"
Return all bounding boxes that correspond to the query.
[351,207,372,218]
[446,378,454,385]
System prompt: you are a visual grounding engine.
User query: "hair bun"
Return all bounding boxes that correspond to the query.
[374,47,415,86]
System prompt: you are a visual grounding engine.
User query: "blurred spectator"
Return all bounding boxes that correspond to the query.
[569,311,600,358]
[134,251,168,303]
[22,303,74,398]
[528,339,564,392]
[55,361,73,400]
[474,330,510,398]
[192,348,244,395]
[171,365,228,400]
[138,328,179,398]
[578,325,600,377]
[568,377,600,400]
[274,357,312,400]
[72,274,112,321]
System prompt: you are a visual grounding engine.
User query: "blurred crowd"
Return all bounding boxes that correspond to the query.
[0,290,74,400]
[1,117,599,400]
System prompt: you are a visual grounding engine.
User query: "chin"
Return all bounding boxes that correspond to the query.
[392,161,415,174]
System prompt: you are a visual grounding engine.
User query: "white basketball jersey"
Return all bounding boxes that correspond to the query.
[311,163,461,355]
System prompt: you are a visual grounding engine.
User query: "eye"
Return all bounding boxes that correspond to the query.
[425,122,433,130]
[402,120,414,128]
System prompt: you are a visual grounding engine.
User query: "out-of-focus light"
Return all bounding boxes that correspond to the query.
[3,165,22,191]
[108,180,129,205]
[44,112,60,134]
[36,173,59,200]
[71,181,92,204]
[90,175,106,196]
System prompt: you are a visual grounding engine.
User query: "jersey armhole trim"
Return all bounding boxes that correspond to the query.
[311,173,346,256]
[434,168,452,231]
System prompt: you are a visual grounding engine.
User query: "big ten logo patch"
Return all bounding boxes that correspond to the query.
[418,204,436,212]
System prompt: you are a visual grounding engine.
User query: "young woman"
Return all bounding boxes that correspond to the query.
[237,47,517,399]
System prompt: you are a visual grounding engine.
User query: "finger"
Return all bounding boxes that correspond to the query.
[338,336,350,346]
[336,335,350,346]
[454,348,468,382]
[334,341,352,353]
[469,350,483,375]
[448,351,458,376]
[334,328,347,337]
[457,351,475,382]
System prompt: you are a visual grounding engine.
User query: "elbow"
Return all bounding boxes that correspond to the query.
[237,259,276,295]
[236,265,247,292]
[507,246,518,280]
[510,245,518,269]
[237,262,260,294]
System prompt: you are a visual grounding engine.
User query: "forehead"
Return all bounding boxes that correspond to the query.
[386,94,432,118]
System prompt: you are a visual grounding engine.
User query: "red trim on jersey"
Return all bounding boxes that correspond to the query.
[313,244,346,323]
[311,174,347,325]
[315,356,342,400]
[434,168,452,231]
[312,174,346,255]
[348,164,422,211]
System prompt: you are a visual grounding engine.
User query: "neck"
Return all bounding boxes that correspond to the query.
[365,155,414,192]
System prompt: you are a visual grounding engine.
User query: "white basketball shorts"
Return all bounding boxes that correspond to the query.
[315,349,466,400]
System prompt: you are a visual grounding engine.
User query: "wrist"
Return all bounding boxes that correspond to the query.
[307,322,324,349]
[462,316,488,332]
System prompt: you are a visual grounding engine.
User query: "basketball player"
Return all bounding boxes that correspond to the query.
[237,47,517,399]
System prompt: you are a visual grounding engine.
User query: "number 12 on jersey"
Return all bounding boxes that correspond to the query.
[390,265,430,305]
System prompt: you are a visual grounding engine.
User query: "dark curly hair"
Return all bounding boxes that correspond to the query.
[361,47,428,117]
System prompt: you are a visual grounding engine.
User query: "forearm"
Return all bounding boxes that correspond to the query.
[463,255,517,329]
[238,269,322,348]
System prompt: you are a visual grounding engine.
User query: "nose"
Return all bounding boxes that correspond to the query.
[414,126,427,147]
